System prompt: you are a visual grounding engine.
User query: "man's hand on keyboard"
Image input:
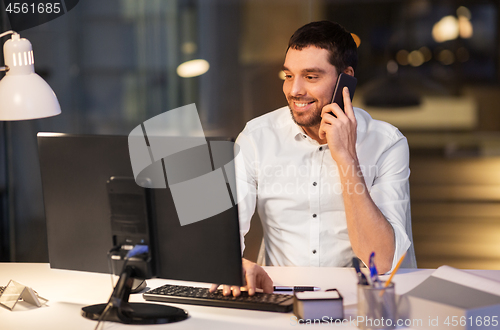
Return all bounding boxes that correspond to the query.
[209,258,273,297]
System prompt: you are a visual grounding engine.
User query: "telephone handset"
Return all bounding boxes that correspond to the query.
[330,73,357,115]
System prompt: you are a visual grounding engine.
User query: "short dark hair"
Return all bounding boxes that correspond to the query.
[287,21,358,73]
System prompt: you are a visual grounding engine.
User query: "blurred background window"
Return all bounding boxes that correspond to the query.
[1,0,500,270]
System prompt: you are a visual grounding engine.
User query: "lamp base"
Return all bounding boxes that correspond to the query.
[82,302,188,324]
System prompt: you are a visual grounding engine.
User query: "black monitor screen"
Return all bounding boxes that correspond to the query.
[37,133,243,286]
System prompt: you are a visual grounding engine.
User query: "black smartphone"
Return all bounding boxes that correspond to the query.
[331,73,357,113]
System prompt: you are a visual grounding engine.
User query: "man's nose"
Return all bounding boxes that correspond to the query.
[289,78,305,97]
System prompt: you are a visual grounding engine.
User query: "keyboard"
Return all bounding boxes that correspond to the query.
[143,284,294,313]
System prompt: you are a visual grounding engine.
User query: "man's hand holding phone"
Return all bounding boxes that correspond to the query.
[330,73,357,115]
[320,84,358,164]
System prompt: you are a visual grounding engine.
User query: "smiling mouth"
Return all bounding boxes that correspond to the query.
[292,100,315,109]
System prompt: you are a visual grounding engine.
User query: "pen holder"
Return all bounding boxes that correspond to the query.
[357,283,396,330]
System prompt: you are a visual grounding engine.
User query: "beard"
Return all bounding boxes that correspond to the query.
[287,97,322,127]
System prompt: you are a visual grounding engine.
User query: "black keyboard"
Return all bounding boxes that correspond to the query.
[143,284,294,313]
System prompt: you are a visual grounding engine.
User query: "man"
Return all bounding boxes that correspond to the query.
[212,20,412,296]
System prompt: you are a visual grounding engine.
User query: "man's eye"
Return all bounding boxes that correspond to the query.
[306,76,318,80]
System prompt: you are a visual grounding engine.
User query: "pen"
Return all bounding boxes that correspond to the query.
[273,286,321,292]
[369,252,380,287]
[352,257,369,285]
[379,252,406,297]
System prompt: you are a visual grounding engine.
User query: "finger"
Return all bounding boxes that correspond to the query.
[222,285,232,296]
[209,284,219,293]
[321,103,336,117]
[342,87,355,120]
[320,113,336,126]
[318,125,326,140]
[245,269,256,296]
[231,286,241,297]
[322,102,345,120]
[318,121,331,140]
[260,274,274,294]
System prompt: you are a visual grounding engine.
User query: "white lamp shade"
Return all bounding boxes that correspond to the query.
[0,73,61,120]
[0,33,61,121]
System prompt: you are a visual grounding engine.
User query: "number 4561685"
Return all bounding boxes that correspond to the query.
[6,2,62,14]
[444,316,498,327]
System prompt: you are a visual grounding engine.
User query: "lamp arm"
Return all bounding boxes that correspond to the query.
[0,31,16,39]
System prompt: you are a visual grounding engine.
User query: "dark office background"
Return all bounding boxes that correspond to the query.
[1,0,500,269]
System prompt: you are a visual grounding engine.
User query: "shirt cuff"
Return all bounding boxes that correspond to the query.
[386,225,411,274]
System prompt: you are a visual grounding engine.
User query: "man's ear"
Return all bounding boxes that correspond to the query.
[343,66,355,76]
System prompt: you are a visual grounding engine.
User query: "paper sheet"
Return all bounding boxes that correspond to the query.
[431,265,500,296]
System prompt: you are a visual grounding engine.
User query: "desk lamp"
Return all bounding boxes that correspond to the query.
[0,31,61,120]
[0,30,61,260]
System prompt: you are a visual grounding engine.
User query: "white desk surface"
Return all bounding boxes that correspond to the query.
[1,263,499,330]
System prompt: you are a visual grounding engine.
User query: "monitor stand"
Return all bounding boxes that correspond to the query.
[81,265,188,324]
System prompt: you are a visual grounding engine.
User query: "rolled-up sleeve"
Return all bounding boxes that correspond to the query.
[234,130,258,254]
[369,131,412,273]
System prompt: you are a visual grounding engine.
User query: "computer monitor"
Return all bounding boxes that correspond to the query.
[37,133,243,324]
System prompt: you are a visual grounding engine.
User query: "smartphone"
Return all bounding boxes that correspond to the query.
[331,73,357,113]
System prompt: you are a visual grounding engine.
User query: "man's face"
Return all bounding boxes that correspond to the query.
[282,46,338,128]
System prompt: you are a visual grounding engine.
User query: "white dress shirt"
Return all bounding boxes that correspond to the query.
[235,106,411,272]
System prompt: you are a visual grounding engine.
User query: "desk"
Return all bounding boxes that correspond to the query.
[1,263,499,330]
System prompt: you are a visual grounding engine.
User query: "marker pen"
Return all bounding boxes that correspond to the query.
[273,286,321,292]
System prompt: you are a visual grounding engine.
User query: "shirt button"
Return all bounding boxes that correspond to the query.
[312,250,317,254]
[319,147,323,151]
[312,214,317,218]
[313,182,317,186]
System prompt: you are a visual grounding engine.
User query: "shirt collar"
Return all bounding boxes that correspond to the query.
[292,123,307,140]
[291,119,327,147]
[286,113,310,142]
